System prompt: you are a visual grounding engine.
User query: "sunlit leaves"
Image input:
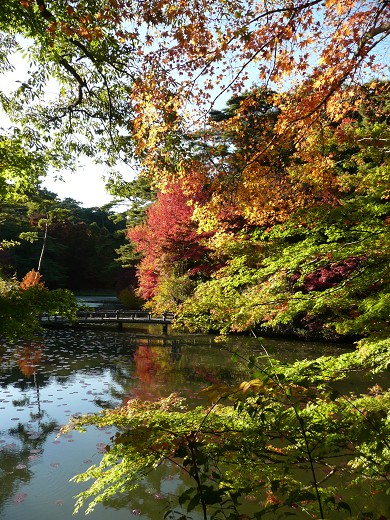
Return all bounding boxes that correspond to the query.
[67,353,390,518]
[164,82,390,344]
[0,133,46,202]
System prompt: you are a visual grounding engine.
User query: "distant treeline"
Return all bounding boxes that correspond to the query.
[0,190,131,292]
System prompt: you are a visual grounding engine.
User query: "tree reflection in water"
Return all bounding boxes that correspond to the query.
[17,343,43,419]
[0,329,356,520]
[128,340,183,401]
[1,341,60,516]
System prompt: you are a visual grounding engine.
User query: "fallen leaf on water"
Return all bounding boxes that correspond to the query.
[13,493,28,504]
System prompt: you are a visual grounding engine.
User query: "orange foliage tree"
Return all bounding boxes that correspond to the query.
[19,269,45,291]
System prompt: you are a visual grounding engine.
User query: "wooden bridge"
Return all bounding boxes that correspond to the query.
[39,310,174,333]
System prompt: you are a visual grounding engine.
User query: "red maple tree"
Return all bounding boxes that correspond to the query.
[128,172,211,300]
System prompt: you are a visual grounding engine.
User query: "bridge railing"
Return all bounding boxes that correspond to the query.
[39,314,69,323]
[39,310,175,324]
[76,310,174,321]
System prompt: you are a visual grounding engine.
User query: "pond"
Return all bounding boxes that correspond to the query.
[0,327,366,520]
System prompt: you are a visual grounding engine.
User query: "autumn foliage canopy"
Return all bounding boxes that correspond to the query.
[1,1,389,518]
[0,0,388,337]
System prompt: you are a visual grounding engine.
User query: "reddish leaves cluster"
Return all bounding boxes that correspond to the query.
[293,257,364,293]
[127,173,210,300]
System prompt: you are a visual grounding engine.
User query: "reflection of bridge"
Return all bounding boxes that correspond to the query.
[39,310,174,333]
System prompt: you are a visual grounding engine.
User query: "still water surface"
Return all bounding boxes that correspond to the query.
[0,327,354,520]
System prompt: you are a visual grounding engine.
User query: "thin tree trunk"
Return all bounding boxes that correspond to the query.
[37,217,48,273]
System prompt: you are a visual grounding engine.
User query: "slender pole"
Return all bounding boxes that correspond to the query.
[37,217,48,273]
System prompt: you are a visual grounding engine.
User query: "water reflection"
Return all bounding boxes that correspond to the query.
[0,328,354,520]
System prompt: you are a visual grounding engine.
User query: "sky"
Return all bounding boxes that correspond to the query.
[43,163,116,208]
